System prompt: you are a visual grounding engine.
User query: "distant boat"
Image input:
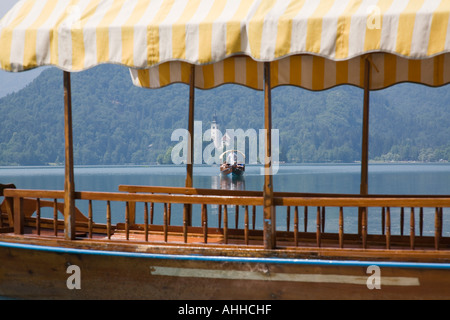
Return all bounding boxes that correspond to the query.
[219,150,245,176]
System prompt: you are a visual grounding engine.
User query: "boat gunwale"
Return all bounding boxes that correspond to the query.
[2,239,450,270]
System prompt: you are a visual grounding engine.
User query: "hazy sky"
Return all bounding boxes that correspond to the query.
[0,0,45,98]
[0,0,19,20]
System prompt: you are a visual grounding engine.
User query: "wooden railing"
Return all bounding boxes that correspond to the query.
[1,186,449,251]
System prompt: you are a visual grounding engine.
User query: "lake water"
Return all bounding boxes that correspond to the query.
[1,163,450,236]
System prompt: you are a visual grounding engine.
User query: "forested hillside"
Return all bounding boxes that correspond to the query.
[0,64,449,166]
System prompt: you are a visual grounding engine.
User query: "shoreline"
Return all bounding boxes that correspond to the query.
[1,160,449,169]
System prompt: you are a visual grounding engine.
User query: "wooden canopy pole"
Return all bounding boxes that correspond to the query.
[186,64,195,188]
[63,71,76,240]
[358,57,371,244]
[263,62,276,249]
[184,65,195,226]
[360,57,371,196]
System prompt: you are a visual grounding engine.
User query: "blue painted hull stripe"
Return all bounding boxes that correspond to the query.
[1,241,450,270]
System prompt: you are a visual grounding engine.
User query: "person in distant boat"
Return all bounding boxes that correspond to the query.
[226,151,237,165]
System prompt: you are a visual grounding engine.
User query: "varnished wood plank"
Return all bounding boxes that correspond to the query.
[54,199,59,237]
[360,58,370,196]
[144,202,149,242]
[263,62,275,250]
[410,207,415,250]
[420,207,424,236]
[125,202,130,241]
[13,197,24,235]
[304,206,308,232]
[244,206,249,245]
[202,204,208,244]
[224,205,228,244]
[88,200,93,239]
[275,197,450,208]
[36,198,41,236]
[435,207,441,250]
[386,207,391,249]
[362,207,367,249]
[339,207,344,249]
[400,207,404,236]
[107,201,111,240]
[164,203,168,242]
[316,206,321,247]
[286,206,291,232]
[185,65,195,189]
[235,205,239,229]
[63,71,76,241]
[294,206,299,247]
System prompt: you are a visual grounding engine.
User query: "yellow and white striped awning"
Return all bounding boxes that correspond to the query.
[1,0,450,90]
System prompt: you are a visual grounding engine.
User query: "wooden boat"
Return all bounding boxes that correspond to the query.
[219,150,245,177]
[2,0,450,302]
[1,184,450,300]
[219,163,245,176]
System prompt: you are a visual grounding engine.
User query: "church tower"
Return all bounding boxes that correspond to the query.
[211,113,220,149]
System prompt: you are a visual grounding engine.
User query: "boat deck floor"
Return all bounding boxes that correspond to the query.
[13,225,449,253]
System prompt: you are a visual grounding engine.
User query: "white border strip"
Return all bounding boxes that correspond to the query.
[151,266,420,286]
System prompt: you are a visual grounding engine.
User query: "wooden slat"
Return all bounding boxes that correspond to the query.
[339,207,344,248]
[183,202,188,243]
[316,206,321,247]
[435,207,441,250]
[244,206,249,245]
[14,197,24,235]
[164,203,168,242]
[79,191,263,206]
[88,200,93,239]
[53,199,58,236]
[400,207,405,236]
[286,206,291,232]
[362,207,367,249]
[36,198,41,236]
[224,205,228,244]
[150,202,154,225]
[294,206,299,247]
[4,197,14,229]
[106,201,111,240]
[218,205,222,228]
[420,207,424,236]
[304,206,308,232]
[410,207,415,250]
[144,202,149,242]
[275,196,450,207]
[120,185,426,198]
[321,206,325,232]
[125,202,130,240]
[386,207,391,249]
[252,206,256,230]
[6,188,450,208]
[202,204,208,244]
[4,189,65,199]
[168,203,172,226]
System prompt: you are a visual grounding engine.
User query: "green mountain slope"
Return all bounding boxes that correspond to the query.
[0,65,449,165]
